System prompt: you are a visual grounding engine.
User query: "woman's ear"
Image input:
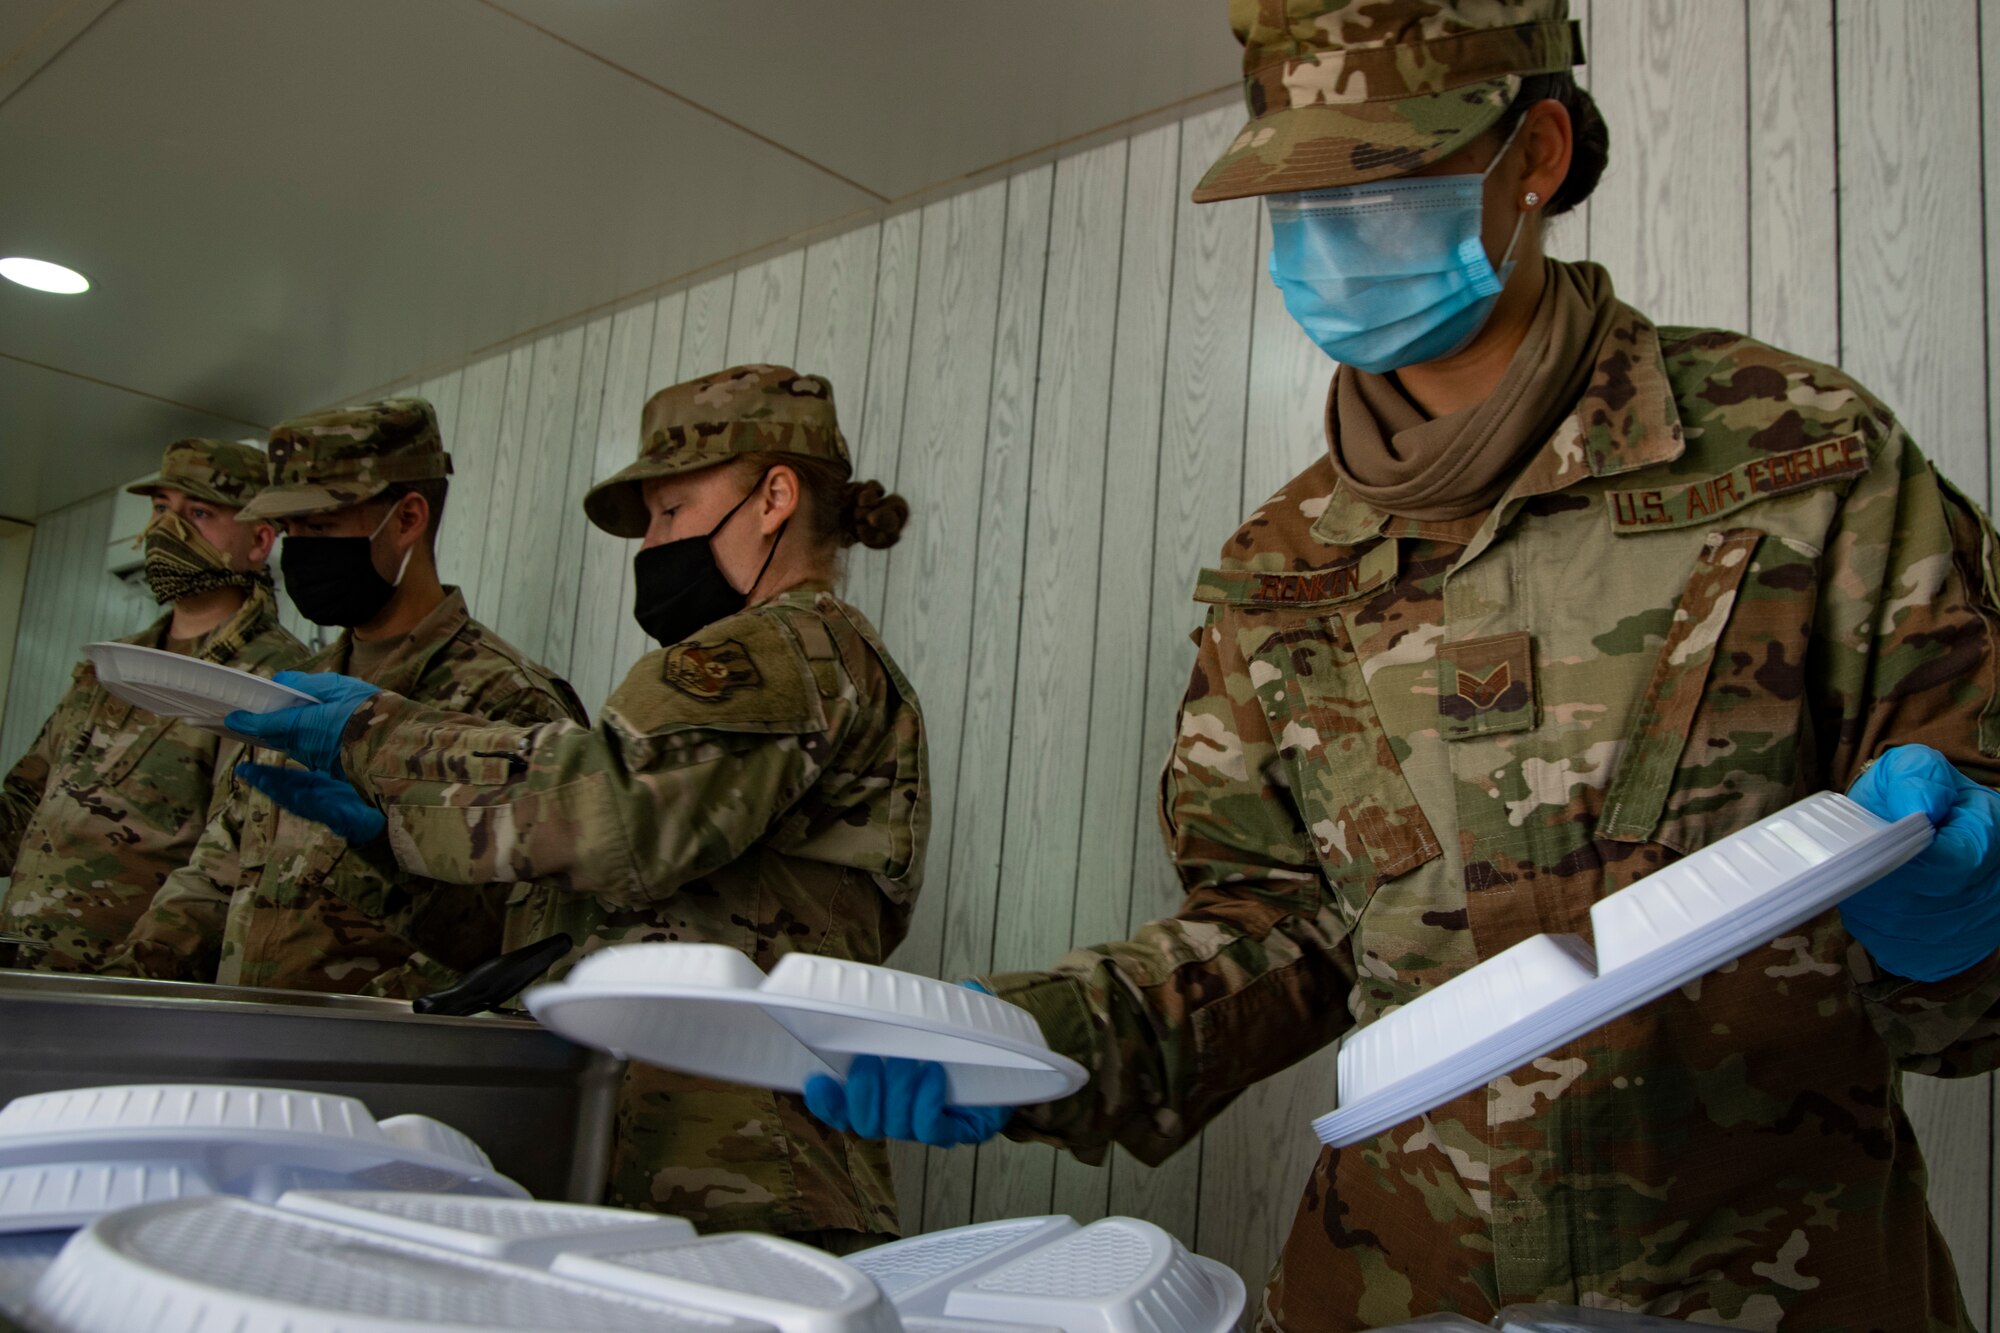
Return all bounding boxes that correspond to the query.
[761,465,801,534]
[1519,98,1574,211]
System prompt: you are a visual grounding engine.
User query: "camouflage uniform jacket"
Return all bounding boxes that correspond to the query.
[333,587,927,1238]
[117,589,584,997]
[990,299,2000,1331]
[0,584,304,971]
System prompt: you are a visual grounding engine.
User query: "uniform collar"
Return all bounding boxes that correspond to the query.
[1310,302,1686,548]
[318,586,471,693]
[135,582,285,666]
[759,580,836,610]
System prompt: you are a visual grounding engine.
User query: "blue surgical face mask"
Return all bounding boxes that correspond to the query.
[1266,127,1527,375]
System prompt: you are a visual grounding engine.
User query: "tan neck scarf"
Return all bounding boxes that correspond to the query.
[1328,260,1619,521]
[140,509,270,606]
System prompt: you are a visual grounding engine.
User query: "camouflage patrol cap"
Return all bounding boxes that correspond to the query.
[125,438,270,510]
[584,363,851,539]
[238,397,453,521]
[1193,0,1584,203]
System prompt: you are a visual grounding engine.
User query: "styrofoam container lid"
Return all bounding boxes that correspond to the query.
[762,957,1079,1104]
[84,643,313,745]
[0,1087,523,1233]
[0,1087,388,1143]
[1314,792,1932,1148]
[556,1233,898,1333]
[276,1191,697,1267]
[1588,792,1886,973]
[529,944,838,1091]
[940,1219,1244,1333]
[21,1198,770,1333]
[0,1162,216,1233]
[1336,934,1596,1107]
[528,945,1086,1106]
[848,1217,1079,1314]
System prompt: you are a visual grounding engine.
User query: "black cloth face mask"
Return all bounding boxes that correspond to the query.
[281,505,413,629]
[632,477,785,647]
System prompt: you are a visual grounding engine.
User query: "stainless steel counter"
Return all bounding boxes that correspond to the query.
[0,971,620,1203]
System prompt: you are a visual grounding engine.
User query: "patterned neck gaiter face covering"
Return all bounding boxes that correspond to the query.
[141,509,266,606]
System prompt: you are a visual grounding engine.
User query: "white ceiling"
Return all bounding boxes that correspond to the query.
[0,0,1238,520]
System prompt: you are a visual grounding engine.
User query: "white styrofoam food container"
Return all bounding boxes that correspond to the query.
[849,1216,1079,1312]
[274,1191,697,1266]
[0,1086,524,1233]
[18,1195,1252,1333]
[528,944,1087,1105]
[21,1197,759,1333]
[1317,792,1932,1147]
[851,1217,1246,1333]
[557,1233,900,1333]
[84,643,313,745]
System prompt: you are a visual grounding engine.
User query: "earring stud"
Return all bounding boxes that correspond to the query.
[1524,191,1541,207]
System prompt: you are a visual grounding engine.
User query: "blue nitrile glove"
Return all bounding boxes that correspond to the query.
[804,1056,1014,1147]
[225,671,378,777]
[1842,744,2000,982]
[235,763,387,845]
[803,982,1016,1148]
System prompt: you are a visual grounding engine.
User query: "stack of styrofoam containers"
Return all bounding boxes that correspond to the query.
[5,1195,1250,1333]
[849,1215,1246,1333]
[1315,793,1932,1147]
[0,1085,527,1322]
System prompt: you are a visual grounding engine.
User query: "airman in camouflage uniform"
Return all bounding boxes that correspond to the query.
[969,3,2000,1331]
[1,439,304,972]
[237,367,928,1243]
[111,401,585,996]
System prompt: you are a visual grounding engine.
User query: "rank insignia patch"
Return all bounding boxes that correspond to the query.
[1437,632,1537,740]
[664,640,762,701]
[1456,661,1512,711]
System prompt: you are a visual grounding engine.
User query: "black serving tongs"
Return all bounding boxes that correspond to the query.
[412,933,574,1017]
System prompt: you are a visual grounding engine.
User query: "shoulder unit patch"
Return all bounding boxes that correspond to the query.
[663,639,762,701]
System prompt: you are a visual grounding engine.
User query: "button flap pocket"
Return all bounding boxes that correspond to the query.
[1246,612,1441,899]
[1600,528,1764,842]
[94,712,182,789]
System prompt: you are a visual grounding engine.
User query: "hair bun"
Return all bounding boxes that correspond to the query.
[839,479,910,550]
[1554,83,1609,216]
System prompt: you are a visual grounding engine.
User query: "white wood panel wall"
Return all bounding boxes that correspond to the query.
[4,3,1997,1316]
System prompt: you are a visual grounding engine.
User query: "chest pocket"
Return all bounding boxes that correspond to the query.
[1244,612,1441,916]
[79,677,180,790]
[1600,526,1819,853]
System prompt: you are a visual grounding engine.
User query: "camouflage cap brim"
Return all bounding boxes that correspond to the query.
[1196,13,1582,202]
[1194,77,1515,202]
[234,478,394,523]
[124,476,245,510]
[582,459,668,539]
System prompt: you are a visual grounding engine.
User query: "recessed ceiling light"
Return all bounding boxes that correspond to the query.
[0,257,90,295]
